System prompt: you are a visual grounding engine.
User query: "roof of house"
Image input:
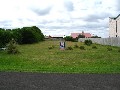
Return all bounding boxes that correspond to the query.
[116,14,120,19]
[71,33,80,38]
[71,32,91,38]
[109,14,120,20]
[84,33,91,37]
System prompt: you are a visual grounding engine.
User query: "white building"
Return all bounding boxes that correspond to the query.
[109,14,120,37]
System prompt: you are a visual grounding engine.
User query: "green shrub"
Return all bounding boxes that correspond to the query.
[52,45,55,48]
[48,47,53,49]
[84,39,92,46]
[80,46,85,50]
[107,47,112,51]
[74,44,79,48]
[7,39,19,54]
[48,45,55,49]
[118,49,120,52]
[66,46,73,50]
[92,46,97,49]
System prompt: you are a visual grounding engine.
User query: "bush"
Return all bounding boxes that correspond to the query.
[66,46,73,50]
[80,46,85,50]
[48,46,53,49]
[107,47,112,51]
[84,40,92,46]
[92,46,97,49]
[48,45,55,49]
[118,49,120,52]
[7,39,19,54]
[74,44,79,48]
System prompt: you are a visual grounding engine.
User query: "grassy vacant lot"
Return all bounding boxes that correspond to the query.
[0,40,120,73]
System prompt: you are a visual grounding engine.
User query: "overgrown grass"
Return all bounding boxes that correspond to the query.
[0,41,120,73]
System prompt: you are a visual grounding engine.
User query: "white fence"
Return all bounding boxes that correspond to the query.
[78,38,120,47]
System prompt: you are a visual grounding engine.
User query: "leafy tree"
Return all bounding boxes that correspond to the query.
[20,26,44,44]
[91,35,101,38]
[21,27,37,44]
[0,29,12,48]
[64,36,74,41]
[78,34,85,38]
[31,26,44,41]
[12,28,23,44]
[0,26,44,45]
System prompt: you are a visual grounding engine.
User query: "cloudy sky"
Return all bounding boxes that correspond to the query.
[0,0,120,37]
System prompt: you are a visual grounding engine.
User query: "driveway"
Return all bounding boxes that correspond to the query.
[0,72,120,90]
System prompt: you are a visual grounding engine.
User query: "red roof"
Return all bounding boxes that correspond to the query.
[71,33,80,38]
[71,33,91,38]
[84,33,91,38]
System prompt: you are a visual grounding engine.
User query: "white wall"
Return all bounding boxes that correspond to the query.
[116,16,120,37]
[109,18,116,37]
[78,38,120,47]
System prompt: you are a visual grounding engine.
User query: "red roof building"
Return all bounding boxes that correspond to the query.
[71,31,92,38]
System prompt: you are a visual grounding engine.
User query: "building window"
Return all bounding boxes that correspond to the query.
[116,21,117,33]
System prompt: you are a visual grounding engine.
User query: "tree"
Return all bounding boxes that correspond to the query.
[12,28,23,44]
[0,29,12,48]
[20,26,44,44]
[77,34,85,38]
[64,36,74,41]
[0,26,44,45]
[21,27,37,44]
[91,35,101,38]
[12,26,44,44]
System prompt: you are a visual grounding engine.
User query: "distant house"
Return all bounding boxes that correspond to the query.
[71,31,91,38]
[44,35,52,39]
[109,14,120,37]
[51,35,65,39]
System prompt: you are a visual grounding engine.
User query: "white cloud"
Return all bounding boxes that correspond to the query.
[0,0,119,37]
[64,0,74,11]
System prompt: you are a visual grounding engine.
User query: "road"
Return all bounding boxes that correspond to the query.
[0,72,120,90]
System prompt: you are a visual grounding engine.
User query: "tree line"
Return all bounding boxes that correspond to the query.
[0,26,44,48]
[64,34,101,42]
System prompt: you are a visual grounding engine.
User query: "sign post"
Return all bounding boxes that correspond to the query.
[60,39,65,50]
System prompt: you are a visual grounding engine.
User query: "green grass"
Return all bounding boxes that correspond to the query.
[0,40,120,73]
